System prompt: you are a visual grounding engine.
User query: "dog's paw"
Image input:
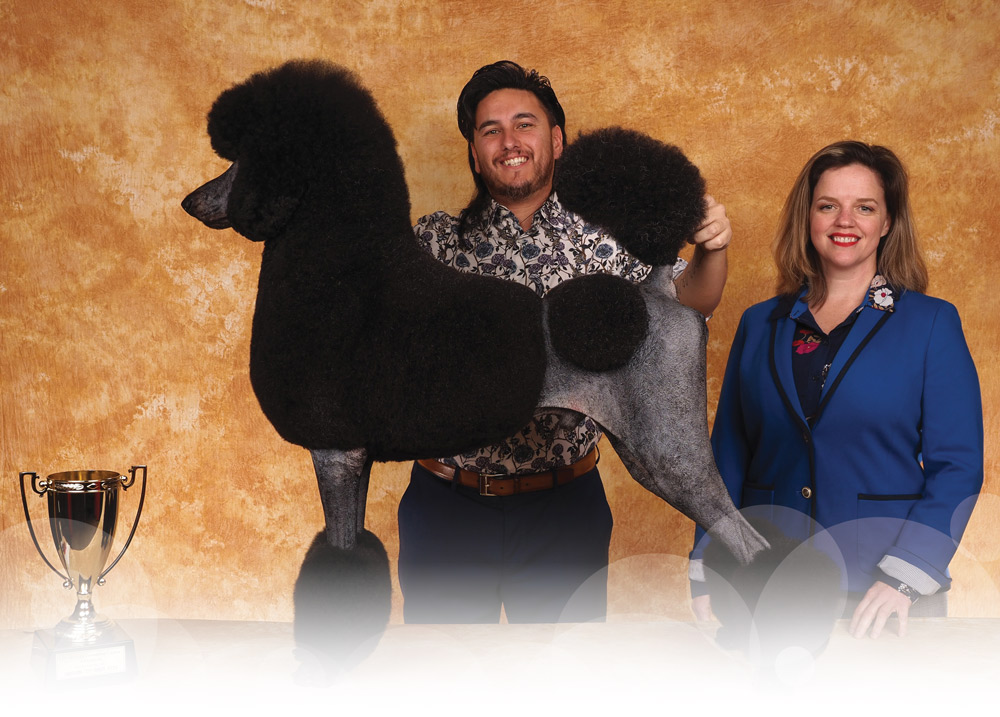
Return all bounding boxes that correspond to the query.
[704,517,844,670]
[555,127,706,266]
[292,529,391,680]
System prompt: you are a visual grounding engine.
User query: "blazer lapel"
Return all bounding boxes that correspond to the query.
[818,306,893,410]
[769,298,808,427]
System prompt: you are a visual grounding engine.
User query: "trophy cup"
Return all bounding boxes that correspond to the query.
[19,465,147,685]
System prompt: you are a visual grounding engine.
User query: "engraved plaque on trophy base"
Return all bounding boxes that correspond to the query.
[32,623,137,687]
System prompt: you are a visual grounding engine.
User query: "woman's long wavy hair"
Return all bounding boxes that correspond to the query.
[773,141,928,305]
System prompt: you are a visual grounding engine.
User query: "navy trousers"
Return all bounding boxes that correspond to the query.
[397,461,614,624]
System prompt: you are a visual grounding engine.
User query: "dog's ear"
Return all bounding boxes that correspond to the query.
[555,128,706,267]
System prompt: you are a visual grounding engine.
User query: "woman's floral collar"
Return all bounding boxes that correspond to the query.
[867,275,896,312]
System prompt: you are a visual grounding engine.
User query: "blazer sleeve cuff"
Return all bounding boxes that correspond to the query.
[689,557,706,582]
[878,554,944,595]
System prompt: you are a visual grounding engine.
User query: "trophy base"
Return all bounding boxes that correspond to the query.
[32,622,137,688]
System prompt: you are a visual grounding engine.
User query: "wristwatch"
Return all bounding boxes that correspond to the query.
[887,579,920,603]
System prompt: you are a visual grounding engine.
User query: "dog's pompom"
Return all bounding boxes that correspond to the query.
[292,529,391,681]
[555,128,706,267]
[704,517,844,667]
[545,273,648,372]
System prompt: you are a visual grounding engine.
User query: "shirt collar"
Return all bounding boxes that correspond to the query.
[482,193,568,236]
[773,274,898,320]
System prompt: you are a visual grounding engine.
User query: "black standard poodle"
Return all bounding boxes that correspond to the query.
[182,59,773,675]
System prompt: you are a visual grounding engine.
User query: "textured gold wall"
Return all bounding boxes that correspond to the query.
[3,0,999,629]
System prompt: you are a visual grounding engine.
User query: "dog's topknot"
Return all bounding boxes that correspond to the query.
[555,128,706,267]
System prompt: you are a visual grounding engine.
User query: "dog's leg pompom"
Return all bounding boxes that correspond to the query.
[292,529,391,683]
[704,517,844,677]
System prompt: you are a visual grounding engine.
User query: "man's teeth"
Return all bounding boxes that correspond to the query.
[502,157,527,167]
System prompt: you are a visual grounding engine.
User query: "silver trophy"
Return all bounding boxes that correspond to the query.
[19,466,147,684]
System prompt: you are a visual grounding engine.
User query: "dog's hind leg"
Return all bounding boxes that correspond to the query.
[540,277,767,565]
[293,448,391,681]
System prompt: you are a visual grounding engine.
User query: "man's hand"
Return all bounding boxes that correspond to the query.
[849,581,913,639]
[690,195,732,252]
[675,194,731,316]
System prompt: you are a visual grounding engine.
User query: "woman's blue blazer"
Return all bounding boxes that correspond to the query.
[695,288,983,594]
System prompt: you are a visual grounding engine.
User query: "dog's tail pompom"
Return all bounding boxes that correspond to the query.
[555,127,706,267]
[546,273,648,371]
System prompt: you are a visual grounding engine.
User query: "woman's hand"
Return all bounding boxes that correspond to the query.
[691,594,714,621]
[849,581,913,638]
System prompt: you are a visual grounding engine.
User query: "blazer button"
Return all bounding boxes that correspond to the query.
[801,487,813,499]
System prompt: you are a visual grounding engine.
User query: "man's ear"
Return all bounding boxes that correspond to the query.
[552,125,564,160]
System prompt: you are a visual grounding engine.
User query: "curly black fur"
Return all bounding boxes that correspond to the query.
[293,529,391,677]
[198,60,549,457]
[704,518,843,667]
[556,128,707,266]
[546,273,649,372]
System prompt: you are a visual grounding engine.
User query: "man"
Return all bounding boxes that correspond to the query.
[397,60,732,623]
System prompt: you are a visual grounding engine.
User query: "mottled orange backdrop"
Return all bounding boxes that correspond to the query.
[2,0,998,629]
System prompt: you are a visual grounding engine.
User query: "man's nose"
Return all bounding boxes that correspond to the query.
[500,128,518,148]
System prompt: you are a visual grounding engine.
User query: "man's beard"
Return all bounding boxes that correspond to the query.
[481,156,554,203]
[492,177,542,201]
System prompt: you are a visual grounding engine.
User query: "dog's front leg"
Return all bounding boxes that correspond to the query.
[310,447,371,549]
[294,448,390,682]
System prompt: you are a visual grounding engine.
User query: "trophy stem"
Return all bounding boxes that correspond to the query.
[55,576,113,643]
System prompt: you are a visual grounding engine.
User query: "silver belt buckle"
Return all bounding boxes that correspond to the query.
[479,473,500,496]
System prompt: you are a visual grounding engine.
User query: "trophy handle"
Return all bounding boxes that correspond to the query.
[99,465,147,580]
[19,472,72,583]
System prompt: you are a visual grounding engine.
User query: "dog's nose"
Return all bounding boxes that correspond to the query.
[182,162,237,229]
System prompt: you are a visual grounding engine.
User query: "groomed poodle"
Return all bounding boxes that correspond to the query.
[182,59,772,673]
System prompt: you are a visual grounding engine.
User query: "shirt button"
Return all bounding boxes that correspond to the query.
[801,487,813,499]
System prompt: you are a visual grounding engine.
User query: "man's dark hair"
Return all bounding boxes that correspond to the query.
[456,61,566,237]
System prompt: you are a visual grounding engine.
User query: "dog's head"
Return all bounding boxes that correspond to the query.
[183,59,410,244]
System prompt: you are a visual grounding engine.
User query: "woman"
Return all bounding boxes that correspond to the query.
[691,141,983,639]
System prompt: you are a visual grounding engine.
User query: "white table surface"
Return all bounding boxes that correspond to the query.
[2,617,998,715]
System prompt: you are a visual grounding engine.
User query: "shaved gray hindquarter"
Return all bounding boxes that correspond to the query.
[539,266,767,565]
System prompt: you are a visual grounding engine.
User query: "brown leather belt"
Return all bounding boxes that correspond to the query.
[417,447,599,497]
